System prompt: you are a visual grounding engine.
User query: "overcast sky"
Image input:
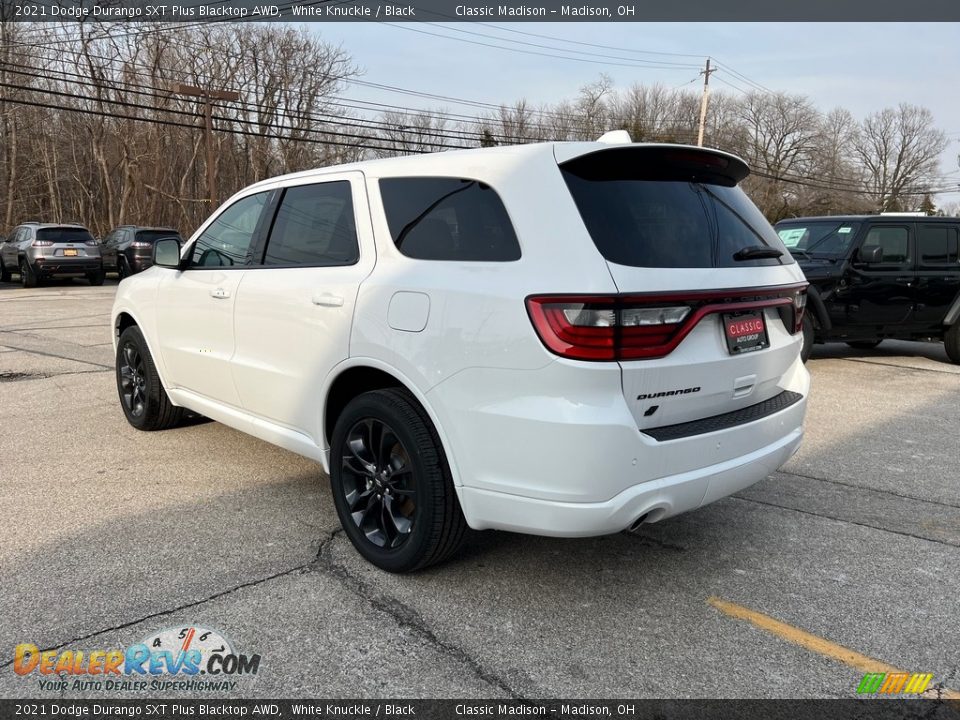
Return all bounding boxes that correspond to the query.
[314,22,960,205]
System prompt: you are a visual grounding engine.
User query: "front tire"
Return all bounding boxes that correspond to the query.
[19,259,36,288]
[330,388,467,573]
[945,323,960,364]
[116,325,183,430]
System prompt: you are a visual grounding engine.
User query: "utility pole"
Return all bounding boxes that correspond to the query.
[171,83,240,209]
[696,58,716,147]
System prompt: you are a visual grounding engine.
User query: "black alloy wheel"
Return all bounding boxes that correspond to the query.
[341,418,417,549]
[330,388,467,572]
[119,342,148,418]
[115,325,183,431]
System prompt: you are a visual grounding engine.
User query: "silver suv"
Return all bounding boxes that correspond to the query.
[0,223,104,287]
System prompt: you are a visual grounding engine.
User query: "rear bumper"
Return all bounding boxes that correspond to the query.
[460,424,802,536]
[127,252,153,273]
[34,258,101,276]
[428,354,809,536]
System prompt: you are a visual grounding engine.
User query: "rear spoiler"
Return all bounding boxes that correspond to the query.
[554,143,750,187]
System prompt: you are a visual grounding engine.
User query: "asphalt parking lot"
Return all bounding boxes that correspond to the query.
[1,280,958,700]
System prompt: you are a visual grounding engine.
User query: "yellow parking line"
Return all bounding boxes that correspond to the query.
[707,596,960,700]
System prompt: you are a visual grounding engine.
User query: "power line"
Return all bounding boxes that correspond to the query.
[412,22,702,69]
[0,59,491,147]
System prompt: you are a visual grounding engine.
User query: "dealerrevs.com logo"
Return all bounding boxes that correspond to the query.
[14,626,261,693]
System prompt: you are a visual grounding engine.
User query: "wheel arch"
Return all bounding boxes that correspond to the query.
[321,358,463,488]
[112,308,175,400]
[805,285,832,333]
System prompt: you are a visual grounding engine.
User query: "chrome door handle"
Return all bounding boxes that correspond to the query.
[210,287,230,299]
[312,293,344,307]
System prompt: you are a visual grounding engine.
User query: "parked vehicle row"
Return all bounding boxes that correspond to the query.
[775,215,960,364]
[0,223,182,287]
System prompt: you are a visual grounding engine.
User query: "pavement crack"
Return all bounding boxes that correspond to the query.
[777,468,960,511]
[0,342,112,369]
[622,531,685,551]
[312,535,526,701]
[733,495,960,548]
[0,543,329,671]
[838,356,959,376]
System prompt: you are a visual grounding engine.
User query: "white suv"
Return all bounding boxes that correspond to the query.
[112,139,809,572]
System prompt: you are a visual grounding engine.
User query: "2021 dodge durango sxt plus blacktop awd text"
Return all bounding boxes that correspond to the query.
[111,138,810,572]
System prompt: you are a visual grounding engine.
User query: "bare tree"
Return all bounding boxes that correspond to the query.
[734,92,822,220]
[852,103,948,212]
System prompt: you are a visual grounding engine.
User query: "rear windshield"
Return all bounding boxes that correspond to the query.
[561,153,792,268]
[775,221,860,258]
[135,230,181,244]
[37,228,94,244]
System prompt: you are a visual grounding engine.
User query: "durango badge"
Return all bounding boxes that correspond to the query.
[637,387,702,400]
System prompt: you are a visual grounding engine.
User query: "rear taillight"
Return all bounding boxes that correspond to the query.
[32,240,53,247]
[85,239,98,247]
[131,241,152,249]
[527,284,807,361]
[793,289,807,333]
[527,296,695,361]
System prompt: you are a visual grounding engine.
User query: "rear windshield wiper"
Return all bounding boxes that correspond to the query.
[733,245,784,261]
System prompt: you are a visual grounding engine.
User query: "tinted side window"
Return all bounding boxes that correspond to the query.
[917,224,959,266]
[263,182,358,266]
[379,178,521,261]
[862,226,910,265]
[190,193,267,268]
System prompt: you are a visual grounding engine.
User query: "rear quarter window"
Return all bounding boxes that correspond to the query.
[379,177,521,262]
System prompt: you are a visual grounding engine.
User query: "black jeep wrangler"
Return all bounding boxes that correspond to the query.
[774,215,960,364]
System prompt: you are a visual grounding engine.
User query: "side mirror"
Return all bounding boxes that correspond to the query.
[858,245,883,264]
[153,238,182,269]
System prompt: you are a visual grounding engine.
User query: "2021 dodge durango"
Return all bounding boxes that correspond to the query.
[111,140,810,572]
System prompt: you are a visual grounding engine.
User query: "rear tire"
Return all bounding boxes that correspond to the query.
[116,325,184,431]
[800,314,814,364]
[945,323,960,364]
[87,268,106,286]
[0,260,9,283]
[330,388,467,573]
[19,259,36,288]
[846,340,882,350]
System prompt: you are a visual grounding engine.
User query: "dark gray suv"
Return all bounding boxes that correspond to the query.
[0,223,104,287]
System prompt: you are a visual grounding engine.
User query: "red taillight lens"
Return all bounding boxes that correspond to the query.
[32,240,53,247]
[527,296,692,361]
[793,289,807,334]
[527,285,807,361]
[528,298,618,360]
